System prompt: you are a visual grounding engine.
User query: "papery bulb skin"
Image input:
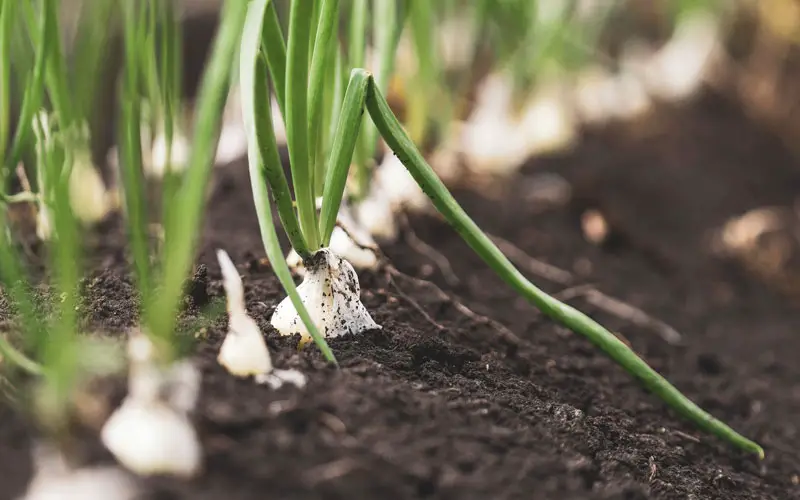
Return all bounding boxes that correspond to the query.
[271,249,380,341]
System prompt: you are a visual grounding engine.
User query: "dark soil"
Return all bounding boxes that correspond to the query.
[2,89,800,500]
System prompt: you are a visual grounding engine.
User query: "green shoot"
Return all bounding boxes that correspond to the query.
[347,0,368,198]
[5,0,48,173]
[326,45,346,166]
[33,113,80,433]
[318,69,370,245]
[240,4,763,458]
[115,0,247,362]
[405,0,437,145]
[359,0,403,169]
[0,333,42,377]
[261,2,287,116]
[317,34,340,194]
[71,0,116,133]
[0,109,83,436]
[0,0,12,164]
[347,0,367,83]
[155,0,184,240]
[147,0,248,359]
[308,0,339,200]
[38,0,76,131]
[158,0,182,154]
[251,38,309,257]
[243,15,765,451]
[284,0,318,251]
[119,0,152,305]
[240,0,334,363]
[0,226,44,377]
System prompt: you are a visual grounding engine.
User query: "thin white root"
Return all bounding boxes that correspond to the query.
[101,332,201,478]
[20,441,140,500]
[272,248,380,342]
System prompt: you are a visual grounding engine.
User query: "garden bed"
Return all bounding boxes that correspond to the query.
[2,89,799,500]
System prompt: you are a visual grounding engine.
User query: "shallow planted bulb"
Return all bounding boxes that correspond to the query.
[217,250,308,388]
[20,441,140,500]
[101,332,201,478]
[216,249,273,381]
[272,249,380,341]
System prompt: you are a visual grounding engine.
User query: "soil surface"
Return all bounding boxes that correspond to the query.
[2,89,800,500]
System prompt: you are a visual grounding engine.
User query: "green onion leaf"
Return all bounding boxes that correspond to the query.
[285,0,319,250]
[240,0,335,364]
[119,0,152,305]
[364,74,765,459]
[242,0,308,258]
[149,0,248,358]
[260,2,287,118]
[308,0,340,200]
[318,69,370,246]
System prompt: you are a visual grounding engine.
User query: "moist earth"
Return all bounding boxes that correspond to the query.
[1,90,799,500]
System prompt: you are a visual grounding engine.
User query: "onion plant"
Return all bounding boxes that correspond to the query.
[0,0,243,482]
[2,0,114,232]
[240,0,763,458]
[116,0,243,362]
[95,0,249,478]
[0,1,124,455]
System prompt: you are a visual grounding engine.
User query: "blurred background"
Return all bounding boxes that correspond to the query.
[10,0,800,297]
[30,0,800,162]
